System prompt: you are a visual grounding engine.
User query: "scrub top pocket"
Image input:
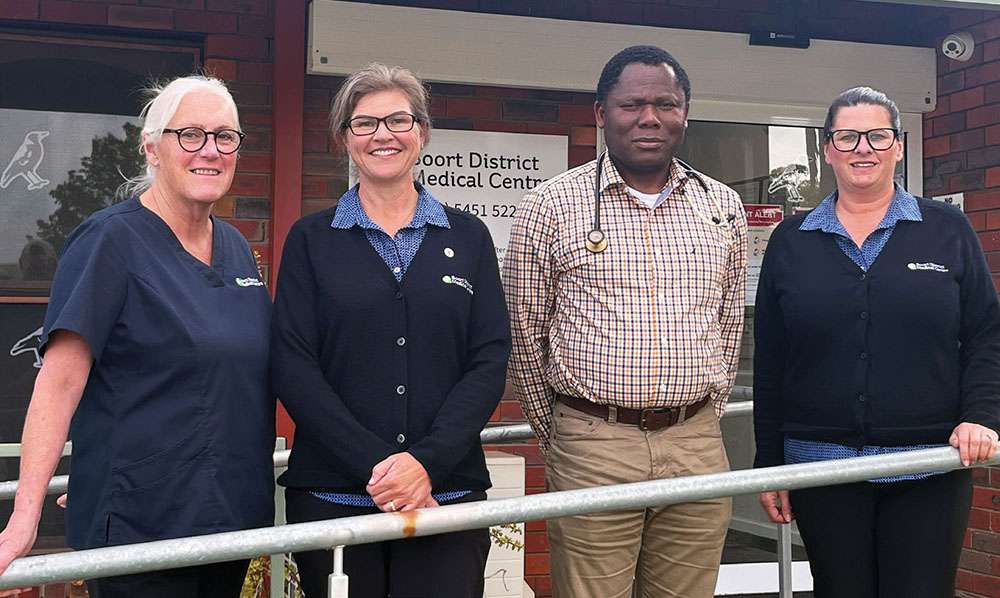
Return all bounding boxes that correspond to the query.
[106,423,218,545]
[107,445,218,545]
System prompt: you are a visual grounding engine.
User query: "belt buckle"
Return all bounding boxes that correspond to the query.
[638,407,659,431]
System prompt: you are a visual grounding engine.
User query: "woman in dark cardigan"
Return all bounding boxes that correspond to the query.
[753,86,1000,598]
[270,63,510,598]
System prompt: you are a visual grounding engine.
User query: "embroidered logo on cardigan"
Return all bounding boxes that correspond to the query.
[235,276,265,287]
[906,262,949,273]
[442,275,474,295]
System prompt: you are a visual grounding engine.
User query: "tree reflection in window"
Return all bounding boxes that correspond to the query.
[0,33,196,296]
[34,123,142,257]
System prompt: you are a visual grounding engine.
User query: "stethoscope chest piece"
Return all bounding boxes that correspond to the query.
[586,229,608,253]
[588,152,610,254]
[584,151,730,256]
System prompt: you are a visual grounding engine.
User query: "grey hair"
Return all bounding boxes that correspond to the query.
[823,86,901,140]
[329,63,431,151]
[120,75,240,198]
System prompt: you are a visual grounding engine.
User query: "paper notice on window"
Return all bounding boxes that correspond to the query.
[745,205,783,306]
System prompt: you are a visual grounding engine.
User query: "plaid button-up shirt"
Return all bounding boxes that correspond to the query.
[504,157,748,450]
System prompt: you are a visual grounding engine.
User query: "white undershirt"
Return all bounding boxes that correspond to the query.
[626,184,674,209]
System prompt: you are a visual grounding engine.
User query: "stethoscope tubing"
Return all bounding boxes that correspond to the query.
[587,151,736,254]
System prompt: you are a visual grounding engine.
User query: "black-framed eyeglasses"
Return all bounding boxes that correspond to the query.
[162,127,245,154]
[826,128,899,152]
[343,112,418,136]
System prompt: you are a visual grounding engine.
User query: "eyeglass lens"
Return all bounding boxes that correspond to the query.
[172,128,243,153]
[830,128,897,151]
[347,113,416,136]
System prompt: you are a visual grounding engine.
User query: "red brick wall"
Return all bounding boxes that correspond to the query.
[300,74,348,217]
[0,0,276,279]
[927,10,1000,598]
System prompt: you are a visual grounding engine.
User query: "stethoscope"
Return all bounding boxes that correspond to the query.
[586,151,737,254]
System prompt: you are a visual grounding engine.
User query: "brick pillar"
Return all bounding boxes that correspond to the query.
[924,10,1000,598]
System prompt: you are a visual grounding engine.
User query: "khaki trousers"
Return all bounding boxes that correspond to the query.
[546,400,732,598]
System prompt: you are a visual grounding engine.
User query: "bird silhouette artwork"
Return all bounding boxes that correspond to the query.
[767,162,808,207]
[1,131,51,191]
[10,326,44,369]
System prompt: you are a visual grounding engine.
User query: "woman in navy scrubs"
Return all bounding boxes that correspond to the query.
[271,63,510,598]
[753,87,1000,597]
[0,76,274,598]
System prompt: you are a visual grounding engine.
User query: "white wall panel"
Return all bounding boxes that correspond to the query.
[309,0,937,113]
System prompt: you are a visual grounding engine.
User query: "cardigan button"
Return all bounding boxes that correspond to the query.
[859,311,868,320]
[397,337,406,346]
[860,352,868,360]
[858,393,867,402]
[859,274,866,281]
[396,385,406,395]
[395,291,403,299]
[396,434,406,444]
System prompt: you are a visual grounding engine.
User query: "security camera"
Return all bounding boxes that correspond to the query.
[942,32,974,62]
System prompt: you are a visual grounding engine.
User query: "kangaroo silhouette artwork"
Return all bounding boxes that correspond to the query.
[1,131,51,191]
[10,326,43,369]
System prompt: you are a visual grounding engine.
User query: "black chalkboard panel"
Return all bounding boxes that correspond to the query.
[0,302,46,442]
[0,301,69,547]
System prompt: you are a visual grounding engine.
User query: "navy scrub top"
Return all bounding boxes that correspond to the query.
[40,197,275,550]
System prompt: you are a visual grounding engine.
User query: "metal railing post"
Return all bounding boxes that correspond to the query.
[776,523,793,598]
[327,546,348,598]
[271,437,287,598]
[0,443,72,458]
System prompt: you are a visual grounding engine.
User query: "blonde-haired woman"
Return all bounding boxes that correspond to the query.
[271,63,509,597]
[0,75,274,597]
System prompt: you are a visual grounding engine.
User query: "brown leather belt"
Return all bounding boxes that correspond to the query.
[556,394,710,431]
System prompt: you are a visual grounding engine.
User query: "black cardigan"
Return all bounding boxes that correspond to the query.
[753,198,1000,468]
[271,204,510,493]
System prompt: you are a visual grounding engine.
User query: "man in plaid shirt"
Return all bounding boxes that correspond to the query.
[504,45,748,598]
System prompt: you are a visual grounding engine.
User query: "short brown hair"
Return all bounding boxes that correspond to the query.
[329,63,431,150]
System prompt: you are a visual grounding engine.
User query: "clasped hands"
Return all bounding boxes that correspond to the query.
[367,452,438,513]
[759,422,999,525]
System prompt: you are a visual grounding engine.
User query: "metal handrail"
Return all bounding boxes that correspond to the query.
[0,445,989,589]
[0,392,755,499]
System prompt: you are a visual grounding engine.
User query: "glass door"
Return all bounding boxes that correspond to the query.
[677,120,908,593]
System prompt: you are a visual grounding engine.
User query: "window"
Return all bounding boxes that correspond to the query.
[0,33,198,297]
[680,120,906,214]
